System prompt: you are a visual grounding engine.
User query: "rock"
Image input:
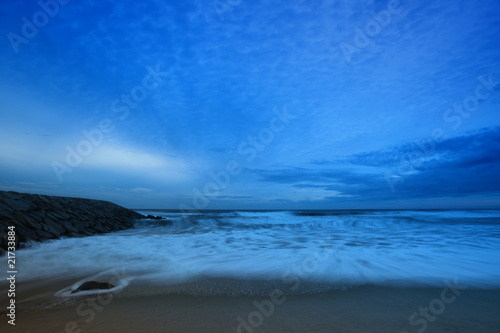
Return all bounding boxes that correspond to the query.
[29,211,45,222]
[0,209,14,221]
[0,198,31,211]
[13,211,26,224]
[71,281,115,294]
[79,230,96,236]
[61,221,80,234]
[92,222,106,233]
[37,195,51,204]
[43,222,66,237]
[42,224,60,237]
[16,228,37,244]
[146,215,164,220]
[58,211,71,219]
[47,211,63,220]
[35,229,57,240]
[0,200,14,218]
[2,191,21,199]
[23,214,43,229]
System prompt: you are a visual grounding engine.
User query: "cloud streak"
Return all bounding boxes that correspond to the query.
[251,127,500,206]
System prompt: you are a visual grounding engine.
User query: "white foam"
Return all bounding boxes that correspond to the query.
[7,210,500,291]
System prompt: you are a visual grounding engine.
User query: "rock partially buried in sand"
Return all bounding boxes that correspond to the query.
[71,281,115,294]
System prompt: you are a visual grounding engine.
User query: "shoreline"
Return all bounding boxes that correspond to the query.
[1,207,499,332]
[1,277,499,333]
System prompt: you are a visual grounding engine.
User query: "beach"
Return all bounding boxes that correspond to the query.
[2,209,500,332]
[1,277,500,333]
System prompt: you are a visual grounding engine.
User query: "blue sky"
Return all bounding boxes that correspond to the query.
[0,0,499,209]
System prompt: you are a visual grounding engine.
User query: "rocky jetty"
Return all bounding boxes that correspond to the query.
[0,191,145,252]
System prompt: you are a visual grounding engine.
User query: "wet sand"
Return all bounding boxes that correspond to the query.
[1,278,500,333]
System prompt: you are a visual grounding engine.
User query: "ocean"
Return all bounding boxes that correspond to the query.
[13,209,500,296]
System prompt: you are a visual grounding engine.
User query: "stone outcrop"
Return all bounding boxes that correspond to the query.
[145,214,165,220]
[0,191,145,252]
[71,281,115,294]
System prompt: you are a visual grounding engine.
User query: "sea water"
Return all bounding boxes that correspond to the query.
[9,210,500,295]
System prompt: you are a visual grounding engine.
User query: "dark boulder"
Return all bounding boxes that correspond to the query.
[146,215,164,220]
[71,281,115,294]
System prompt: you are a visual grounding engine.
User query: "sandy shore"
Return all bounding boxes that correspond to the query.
[1,277,500,333]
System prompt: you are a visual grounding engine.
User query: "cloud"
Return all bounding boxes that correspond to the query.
[86,145,173,169]
[80,144,192,183]
[130,187,154,193]
[345,126,500,171]
[251,126,500,204]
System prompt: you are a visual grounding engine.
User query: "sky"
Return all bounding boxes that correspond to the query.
[0,0,499,209]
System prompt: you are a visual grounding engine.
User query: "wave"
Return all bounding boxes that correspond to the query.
[2,209,499,297]
[134,209,500,233]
